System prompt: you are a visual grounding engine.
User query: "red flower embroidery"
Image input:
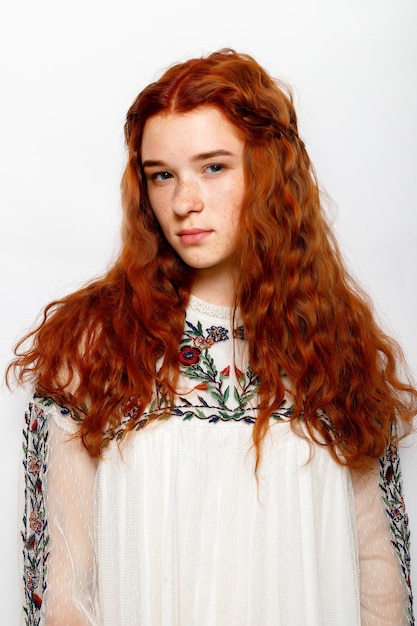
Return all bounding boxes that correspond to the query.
[221,366,230,377]
[234,366,245,380]
[178,346,201,366]
[194,383,209,391]
[32,593,42,609]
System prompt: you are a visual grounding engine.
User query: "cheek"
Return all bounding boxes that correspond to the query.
[147,181,171,208]
[230,175,245,209]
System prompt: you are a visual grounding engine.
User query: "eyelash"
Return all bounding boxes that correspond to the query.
[150,171,173,182]
[206,163,224,174]
[149,163,226,183]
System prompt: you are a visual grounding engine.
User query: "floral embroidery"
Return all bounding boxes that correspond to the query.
[206,325,229,342]
[234,365,246,381]
[178,345,201,366]
[193,335,215,349]
[21,399,49,625]
[221,366,230,378]
[379,431,414,624]
[27,455,42,475]
[178,320,257,416]
[170,396,293,425]
[21,395,79,625]
[29,511,44,533]
[103,314,293,444]
[233,325,245,340]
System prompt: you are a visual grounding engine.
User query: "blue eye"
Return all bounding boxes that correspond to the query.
[206,163,224,174]
[151,171,173,181]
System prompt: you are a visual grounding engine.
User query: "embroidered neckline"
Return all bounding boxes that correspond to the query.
[188,295,234,321]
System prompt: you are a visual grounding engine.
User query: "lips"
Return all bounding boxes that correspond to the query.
[177,228,212,245]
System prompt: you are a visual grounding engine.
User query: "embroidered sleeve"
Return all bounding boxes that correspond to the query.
[19,396,100,625]
[350,441,413,626]
[379,440,414,624]
[20,398,50,625]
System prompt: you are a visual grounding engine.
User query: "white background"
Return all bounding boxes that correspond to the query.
[1,0,416,622]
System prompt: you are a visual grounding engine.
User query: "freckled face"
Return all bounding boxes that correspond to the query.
[141,107,245,285]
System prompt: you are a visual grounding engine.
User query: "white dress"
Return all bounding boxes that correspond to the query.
[19,296,412,625]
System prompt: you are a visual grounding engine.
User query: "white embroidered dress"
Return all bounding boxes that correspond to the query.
[19,296,412,625]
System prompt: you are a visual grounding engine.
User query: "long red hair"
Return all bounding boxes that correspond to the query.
[8,49,416,467]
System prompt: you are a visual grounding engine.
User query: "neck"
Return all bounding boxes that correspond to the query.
[190,269,236,307]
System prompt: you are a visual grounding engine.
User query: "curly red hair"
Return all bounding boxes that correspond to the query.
[8,49,416,467]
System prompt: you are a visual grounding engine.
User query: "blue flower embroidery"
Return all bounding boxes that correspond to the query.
[206,325,229,342]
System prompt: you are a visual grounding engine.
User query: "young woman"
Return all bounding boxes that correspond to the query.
[9,48,417,625]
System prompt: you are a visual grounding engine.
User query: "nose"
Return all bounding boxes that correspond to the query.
[172,179,203,215]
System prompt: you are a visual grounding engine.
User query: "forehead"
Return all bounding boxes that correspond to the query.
[141,107,245,158]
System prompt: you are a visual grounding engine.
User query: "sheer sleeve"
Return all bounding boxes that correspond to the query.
[19,394,100,626]
[351,444,413,626]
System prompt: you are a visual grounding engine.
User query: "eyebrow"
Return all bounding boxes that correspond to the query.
[142,149,235,169]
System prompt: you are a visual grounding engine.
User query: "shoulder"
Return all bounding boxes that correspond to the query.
[27,392,81,436]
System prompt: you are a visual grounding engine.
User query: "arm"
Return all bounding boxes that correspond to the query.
[19,395,100,626]
[351,450,412,626]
